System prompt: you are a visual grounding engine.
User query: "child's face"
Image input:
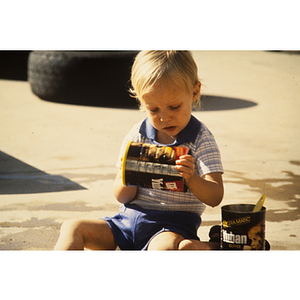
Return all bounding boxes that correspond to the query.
[142,80,201,144]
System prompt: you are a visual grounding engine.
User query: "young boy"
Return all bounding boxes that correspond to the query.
[54,51,224,250]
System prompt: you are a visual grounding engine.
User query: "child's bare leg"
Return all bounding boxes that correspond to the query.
[147,231,219,250]
[54,219,117,250]
[147,231,184,250]
[178,239,220,250]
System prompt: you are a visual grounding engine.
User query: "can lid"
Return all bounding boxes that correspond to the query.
[121,141,133,186]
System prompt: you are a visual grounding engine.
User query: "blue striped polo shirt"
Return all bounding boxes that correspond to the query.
[116,115,224,216]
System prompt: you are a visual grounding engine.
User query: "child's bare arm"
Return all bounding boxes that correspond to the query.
[113,169,137,204]
[175,155,224,207]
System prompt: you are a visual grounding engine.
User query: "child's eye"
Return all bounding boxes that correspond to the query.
[150,108,159,113]
[170,104,181,110]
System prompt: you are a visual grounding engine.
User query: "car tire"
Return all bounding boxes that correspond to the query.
[28,51,139,108]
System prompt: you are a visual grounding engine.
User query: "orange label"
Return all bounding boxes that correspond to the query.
[174,147,189,160]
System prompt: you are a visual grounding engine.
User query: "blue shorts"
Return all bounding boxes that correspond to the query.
[102,204,201,250]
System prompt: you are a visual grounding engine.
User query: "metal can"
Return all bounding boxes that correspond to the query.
[122,141,189,192]
[221,204,266,250]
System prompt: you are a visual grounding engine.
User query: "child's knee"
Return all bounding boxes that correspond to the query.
[178,239,196,250]
[178,239,207,250]
[148,232,183,250]
[60,219,83,236]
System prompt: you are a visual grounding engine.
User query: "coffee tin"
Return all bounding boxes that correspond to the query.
[221,204,266,250]
[122,141,189,192]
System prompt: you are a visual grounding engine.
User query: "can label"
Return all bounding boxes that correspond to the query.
[122,142,189,192]
[221,204,266,250]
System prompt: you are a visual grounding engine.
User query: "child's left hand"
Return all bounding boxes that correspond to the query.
[175,155,195,183]
[175,154,224,207]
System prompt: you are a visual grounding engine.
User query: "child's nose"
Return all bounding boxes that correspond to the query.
[160,111,172,122]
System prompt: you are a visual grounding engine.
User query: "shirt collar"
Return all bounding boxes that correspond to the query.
[139,115,201,146]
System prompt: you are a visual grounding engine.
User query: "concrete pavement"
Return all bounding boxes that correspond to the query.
[0,51,299,250]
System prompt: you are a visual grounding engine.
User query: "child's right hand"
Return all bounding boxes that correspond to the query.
[113,169,137,204]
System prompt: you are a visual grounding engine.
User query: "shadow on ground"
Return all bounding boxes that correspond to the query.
[200,95,257,111]
[0,51,30,81]
[0,151,86,194]
[225,161,300,222]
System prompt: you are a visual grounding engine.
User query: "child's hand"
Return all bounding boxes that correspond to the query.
[175,155,195,183]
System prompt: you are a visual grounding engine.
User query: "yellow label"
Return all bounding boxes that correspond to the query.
[222,216,251,228]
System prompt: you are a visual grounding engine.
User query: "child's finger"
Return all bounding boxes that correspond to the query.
[175,162,194,182]
[175,164,193,174]
[176,156,194,169]
[176,167,193,182]
[179,154,193,161]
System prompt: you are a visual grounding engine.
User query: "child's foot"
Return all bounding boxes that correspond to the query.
[264,239,270,250]
[209,225,221,243]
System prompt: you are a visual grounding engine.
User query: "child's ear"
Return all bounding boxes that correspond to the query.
[138,99,146,111]
[192,81,201,102]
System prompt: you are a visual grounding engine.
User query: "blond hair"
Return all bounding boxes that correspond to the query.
[130,51,201,109]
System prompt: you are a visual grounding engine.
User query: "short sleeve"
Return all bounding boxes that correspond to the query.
[193,125,224,177]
